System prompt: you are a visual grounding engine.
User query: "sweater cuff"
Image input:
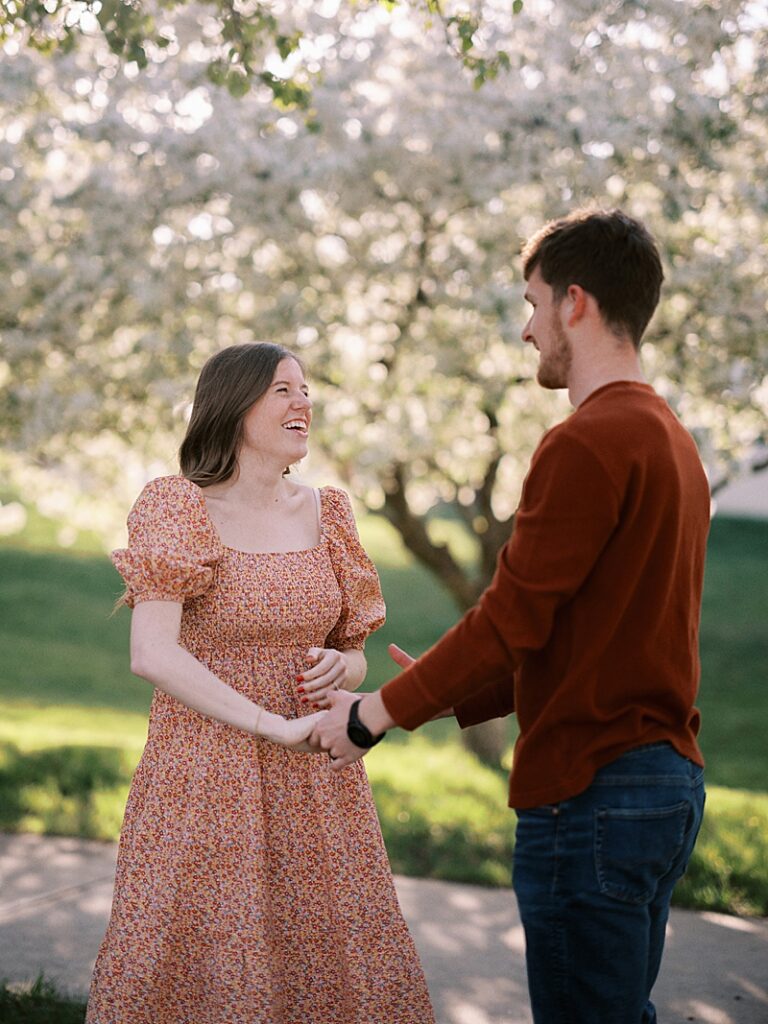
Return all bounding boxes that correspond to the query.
[380,663,446,731]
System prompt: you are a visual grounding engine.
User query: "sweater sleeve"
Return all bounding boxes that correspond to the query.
[454,674,516,727]
[380,428,622,729]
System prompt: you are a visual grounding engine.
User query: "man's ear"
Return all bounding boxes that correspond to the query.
[564,284,588,326]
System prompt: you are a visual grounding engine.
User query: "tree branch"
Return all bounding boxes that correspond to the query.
[710,454,768,496]
[381,463,482,610]
[474,406,514,582]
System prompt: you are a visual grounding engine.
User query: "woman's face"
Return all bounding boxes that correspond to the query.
[240,357,312,466]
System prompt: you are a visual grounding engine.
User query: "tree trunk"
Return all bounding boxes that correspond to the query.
[461,718,511,769]
[380,462,514,769]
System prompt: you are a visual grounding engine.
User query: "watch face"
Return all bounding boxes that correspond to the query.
[347,722,370,748]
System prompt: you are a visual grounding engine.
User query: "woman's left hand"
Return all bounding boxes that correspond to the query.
[296,647,349,709]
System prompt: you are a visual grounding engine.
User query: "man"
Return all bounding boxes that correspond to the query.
[311,208,709,1023]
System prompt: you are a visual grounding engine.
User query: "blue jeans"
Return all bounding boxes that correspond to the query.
[513,742,705,1024]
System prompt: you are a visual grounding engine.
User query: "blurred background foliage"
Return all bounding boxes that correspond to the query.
[0,512,766,915]
[0,0,766,919]
[1,0,766,560]
[1,0,767,761]
[0,0,518,101]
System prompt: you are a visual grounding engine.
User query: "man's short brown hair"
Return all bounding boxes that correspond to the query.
[521,209,664,348]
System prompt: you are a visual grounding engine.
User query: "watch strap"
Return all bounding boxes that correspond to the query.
[347,698,385,748]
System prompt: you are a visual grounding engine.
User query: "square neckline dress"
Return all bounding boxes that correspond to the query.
[86,475,435,1024]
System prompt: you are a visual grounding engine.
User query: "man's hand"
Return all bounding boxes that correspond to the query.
[309,689,366,769]
[309,688,398,771]
[309,647,420,768]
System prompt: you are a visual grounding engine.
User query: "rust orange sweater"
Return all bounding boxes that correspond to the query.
[381,382,710,808]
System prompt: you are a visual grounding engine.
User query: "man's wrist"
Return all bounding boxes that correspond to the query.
[358,691,397,736]
[347,698,384,748]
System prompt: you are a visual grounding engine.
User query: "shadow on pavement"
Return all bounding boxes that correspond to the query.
[1,833,767,1024]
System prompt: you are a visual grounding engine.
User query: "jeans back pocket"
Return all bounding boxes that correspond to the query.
[594,801,691,905]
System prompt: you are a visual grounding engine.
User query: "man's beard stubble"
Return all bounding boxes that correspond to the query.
[536,315,572,391]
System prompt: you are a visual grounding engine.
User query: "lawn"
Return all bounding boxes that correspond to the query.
[0,977,87,1024]
[696,517,768,790]
[0,513,766,916]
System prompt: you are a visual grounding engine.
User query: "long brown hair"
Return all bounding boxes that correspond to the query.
[179,343,303,486]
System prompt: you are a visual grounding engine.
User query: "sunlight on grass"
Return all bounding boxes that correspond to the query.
[359,512,483,572]
[675,785,768,917]
[0,701,148,752]
[357,514,414,567]
[367,736,514,886]
[0,516,766,910]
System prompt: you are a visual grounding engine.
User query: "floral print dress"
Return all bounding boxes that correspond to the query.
[86,475,435,1024]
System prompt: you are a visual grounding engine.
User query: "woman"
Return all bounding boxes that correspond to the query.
[87,343,435,1024]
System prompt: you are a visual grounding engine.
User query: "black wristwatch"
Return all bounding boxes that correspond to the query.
[347,699,386,749]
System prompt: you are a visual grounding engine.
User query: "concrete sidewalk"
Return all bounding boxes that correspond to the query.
[1,832,766,1023]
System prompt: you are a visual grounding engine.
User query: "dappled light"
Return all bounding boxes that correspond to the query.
[0,1,766,565]
[0,5,767,1020]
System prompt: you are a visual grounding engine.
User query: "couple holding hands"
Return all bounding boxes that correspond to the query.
[87,209,708,1024]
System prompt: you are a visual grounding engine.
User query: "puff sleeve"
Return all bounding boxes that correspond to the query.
[322,487,386,651]
[111,476,223,607]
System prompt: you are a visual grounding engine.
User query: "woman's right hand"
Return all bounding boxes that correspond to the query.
[260,710,326,752]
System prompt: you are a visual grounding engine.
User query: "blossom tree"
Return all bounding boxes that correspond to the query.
[2,0,766,759]
[0,0,517,101]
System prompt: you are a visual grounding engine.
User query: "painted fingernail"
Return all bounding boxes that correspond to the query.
[297,687,305,694]
[300,697,308,704]
[296,675,304,682]
[312,703,319,709]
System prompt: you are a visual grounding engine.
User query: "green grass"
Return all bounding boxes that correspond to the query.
[696,517,768,790]
[673,784,768,917]
[0,976,86,1023]
[0,514,766,916]
[369,736,517,886]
